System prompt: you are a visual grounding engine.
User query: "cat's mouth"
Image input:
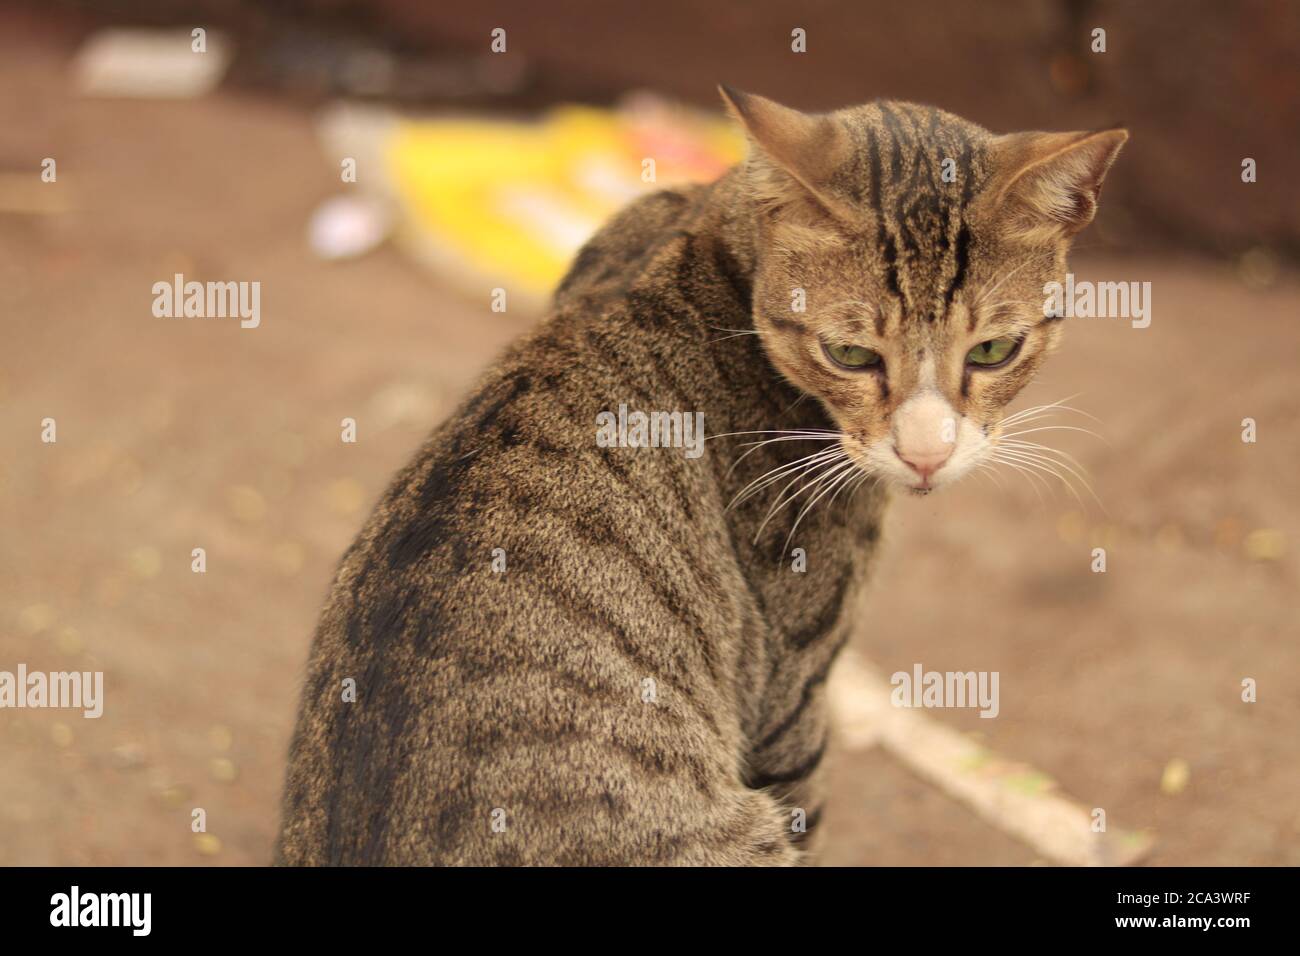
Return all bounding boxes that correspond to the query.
[839,436,956,495]
[892,454,969,494]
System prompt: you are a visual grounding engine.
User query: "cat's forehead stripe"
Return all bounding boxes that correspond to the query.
[845,101,991,323]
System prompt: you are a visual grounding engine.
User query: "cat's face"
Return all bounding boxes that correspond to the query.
[725,90,1126,494]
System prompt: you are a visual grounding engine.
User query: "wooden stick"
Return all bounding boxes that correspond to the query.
[829,651,1155,866]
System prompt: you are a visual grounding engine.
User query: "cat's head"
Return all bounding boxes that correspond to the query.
[722,87,1126,494]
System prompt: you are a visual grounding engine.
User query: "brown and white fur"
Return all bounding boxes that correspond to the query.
[275,89,1126,865]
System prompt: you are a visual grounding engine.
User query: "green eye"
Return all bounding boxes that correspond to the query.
[824,342,883,370]
[966,337,1020,367]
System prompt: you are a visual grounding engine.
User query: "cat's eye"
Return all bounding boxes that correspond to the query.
[823,342,883,370]
[966,337,1021,368]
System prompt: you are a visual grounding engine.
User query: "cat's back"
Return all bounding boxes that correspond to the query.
[552,184,706,312]
[277,183,754,865]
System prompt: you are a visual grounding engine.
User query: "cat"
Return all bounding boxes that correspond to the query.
[275,88,1126,865]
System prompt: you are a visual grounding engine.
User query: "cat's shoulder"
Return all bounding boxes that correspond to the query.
[552,185,705,309]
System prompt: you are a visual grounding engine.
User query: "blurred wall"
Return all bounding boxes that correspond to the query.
[371,0,1300,258]
[38,0,1300,257]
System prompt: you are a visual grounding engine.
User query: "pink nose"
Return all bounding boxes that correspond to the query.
[899,447,952,479]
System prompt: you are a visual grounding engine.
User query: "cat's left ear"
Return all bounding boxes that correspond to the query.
[986,128,1128,243]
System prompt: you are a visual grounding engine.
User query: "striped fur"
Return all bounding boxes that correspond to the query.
[276,93,1124,865]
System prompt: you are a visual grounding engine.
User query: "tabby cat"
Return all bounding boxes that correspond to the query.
[276,89,1126,865]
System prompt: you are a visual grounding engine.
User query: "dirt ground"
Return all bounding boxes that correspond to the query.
[2,20,1297,867]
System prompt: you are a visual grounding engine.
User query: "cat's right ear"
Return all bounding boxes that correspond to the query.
[718,85,850,220]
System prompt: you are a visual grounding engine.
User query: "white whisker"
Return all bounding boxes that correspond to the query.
[725,432,844,478]
[999,438,1092,475]
[782,462,861,553]
[996,443,1104,512]
[707,428,840,442]
[752,457,852,544]
[727,446,845,511]
[992,449,1088,509]
[990,457,1049,507]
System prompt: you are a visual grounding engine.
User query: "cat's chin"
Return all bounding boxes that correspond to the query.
[897,471,962,495]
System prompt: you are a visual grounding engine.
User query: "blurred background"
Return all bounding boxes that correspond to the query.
[1,0,1297,866]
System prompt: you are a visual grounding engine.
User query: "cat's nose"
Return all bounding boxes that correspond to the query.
[898,446,952,479]
[892,390,958,480]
